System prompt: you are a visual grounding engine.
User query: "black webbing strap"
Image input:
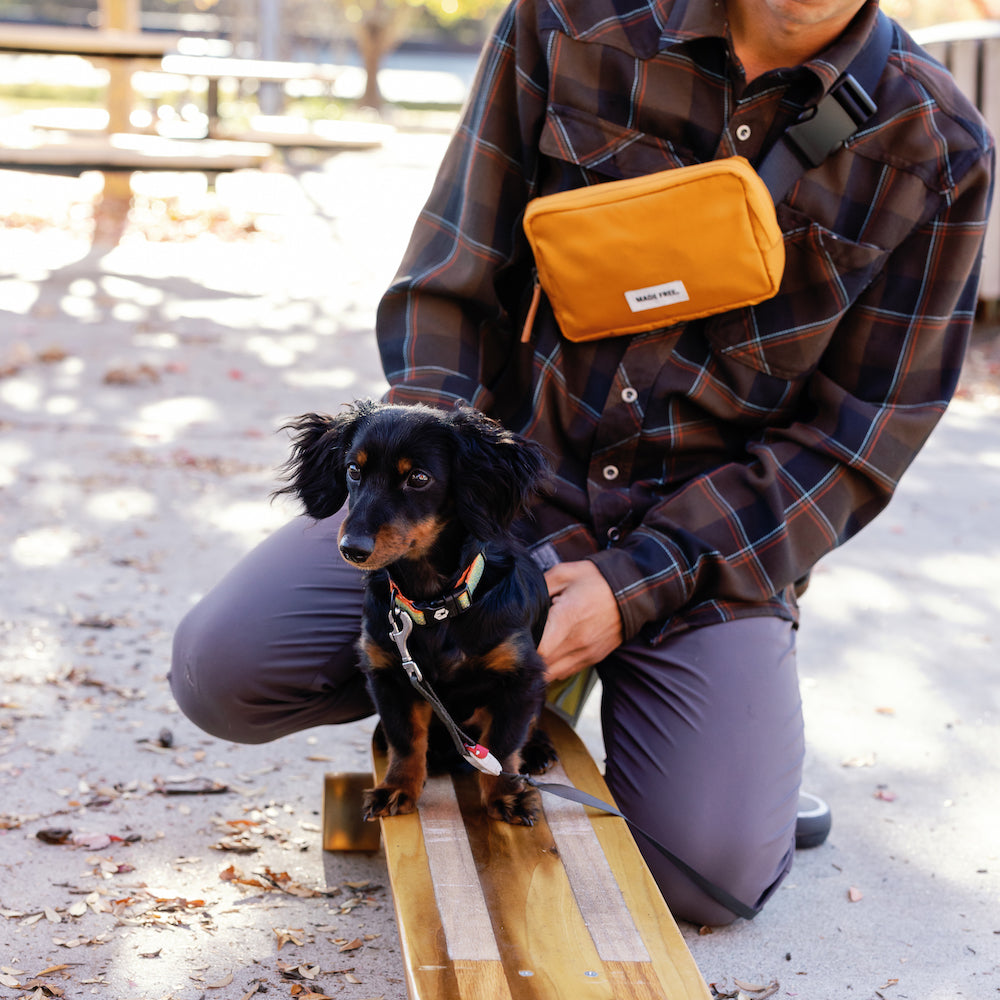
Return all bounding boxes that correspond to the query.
[757,9,894,204]
[524,776,763,921]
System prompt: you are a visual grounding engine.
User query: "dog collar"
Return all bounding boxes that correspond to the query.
[388,551,487,626]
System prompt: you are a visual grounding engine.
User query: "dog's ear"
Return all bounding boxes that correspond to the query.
[273,402,372,520]
[449,405,549,540]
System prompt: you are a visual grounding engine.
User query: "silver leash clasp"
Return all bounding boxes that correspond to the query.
[388,607,421,683]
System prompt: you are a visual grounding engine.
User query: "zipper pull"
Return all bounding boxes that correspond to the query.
[520,272,542,344]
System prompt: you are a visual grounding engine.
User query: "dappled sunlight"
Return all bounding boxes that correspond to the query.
[85,488,158,522]
[11,526,87,568]
[284,366,366,391]
[101,273,167,310]
[0,439,30,487]
[245,332,319,367]
[918,551,1000,601]
[0,374,42,411]
[801,564,914,625]
[196,498,294,548]
[130,396,222,440]
[0,275,40,314]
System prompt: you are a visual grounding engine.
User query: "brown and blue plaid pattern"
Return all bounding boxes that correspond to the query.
[378,0,994,643]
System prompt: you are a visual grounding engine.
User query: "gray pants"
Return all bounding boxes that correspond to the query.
[170,514,804,926]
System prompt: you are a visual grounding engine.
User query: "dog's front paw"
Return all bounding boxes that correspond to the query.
[362,785,418,819]
[487,783,541,827]
[520,727,558,775]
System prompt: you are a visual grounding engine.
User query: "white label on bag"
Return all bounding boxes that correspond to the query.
[624,280,689,313]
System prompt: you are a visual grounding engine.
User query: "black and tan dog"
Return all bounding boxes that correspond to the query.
[275,400,554,825]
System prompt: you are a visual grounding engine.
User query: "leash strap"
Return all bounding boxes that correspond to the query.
[522,776,762,921]
[387,613,761,919]
[388,607,504,776]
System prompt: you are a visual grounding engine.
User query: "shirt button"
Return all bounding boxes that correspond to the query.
[621,386,638,403]
[603,465,620,481]
[736,123,752,141]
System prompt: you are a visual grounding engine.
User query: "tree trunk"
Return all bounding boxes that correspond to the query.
[354,1,412,112]
[358,19,388,110]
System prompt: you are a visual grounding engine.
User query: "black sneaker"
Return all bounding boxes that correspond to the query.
[795,791,832,849]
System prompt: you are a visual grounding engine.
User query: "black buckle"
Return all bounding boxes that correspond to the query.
[784,72,878,168]
[424,590,466,622]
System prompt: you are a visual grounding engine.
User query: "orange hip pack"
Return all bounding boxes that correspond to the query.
[521,156,785,343]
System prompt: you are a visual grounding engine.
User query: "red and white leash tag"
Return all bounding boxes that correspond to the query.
[463,743,502,776]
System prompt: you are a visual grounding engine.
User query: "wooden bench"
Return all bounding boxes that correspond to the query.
[324,709,711,1000]
[218,115,393,153]
[0,132,271,176]
[0,22,181,59]
[159,53,342,139]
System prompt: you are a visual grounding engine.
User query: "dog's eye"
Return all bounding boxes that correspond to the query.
[406,469,431,489]
[346,463,361,483]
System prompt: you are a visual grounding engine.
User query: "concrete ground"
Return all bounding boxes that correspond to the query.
[1,130,998,1000]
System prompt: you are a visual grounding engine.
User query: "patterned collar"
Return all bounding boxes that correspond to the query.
[387,551,487,626]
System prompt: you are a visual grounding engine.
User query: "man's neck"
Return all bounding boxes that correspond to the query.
[727,0,865,82]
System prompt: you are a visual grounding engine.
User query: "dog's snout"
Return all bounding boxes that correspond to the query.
[339,535,375,565]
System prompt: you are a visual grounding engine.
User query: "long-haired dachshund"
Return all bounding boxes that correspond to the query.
[274,400,555,825]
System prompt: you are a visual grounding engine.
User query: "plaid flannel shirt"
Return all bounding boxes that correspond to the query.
[377,0,994,644]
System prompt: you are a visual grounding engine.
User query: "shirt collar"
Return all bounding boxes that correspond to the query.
[658,0,881,102]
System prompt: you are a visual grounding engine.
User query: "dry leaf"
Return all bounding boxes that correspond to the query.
[273,927,307,950]
[338,938,363,953]
[206,972,234,989]
[841,752,876,768]
[103,363,161,386]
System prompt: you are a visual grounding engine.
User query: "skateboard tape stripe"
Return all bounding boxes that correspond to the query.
[541,762,651,963]
[419,775,506,964]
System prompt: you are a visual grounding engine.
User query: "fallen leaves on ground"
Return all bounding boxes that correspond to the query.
[210,815,309,854]
[103,363,161,386]
[220,864,340,899]
[710,979,779,999]
[154,775,230,796]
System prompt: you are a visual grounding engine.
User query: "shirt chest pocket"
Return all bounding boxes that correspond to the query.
[538,103,688,188]
[704,204,890,379]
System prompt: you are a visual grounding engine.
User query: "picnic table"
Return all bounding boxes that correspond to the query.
[0,22,180,59]
[157,53,393,149]
[0,20,274,172]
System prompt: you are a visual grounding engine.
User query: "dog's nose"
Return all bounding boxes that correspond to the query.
[339,535,375,565]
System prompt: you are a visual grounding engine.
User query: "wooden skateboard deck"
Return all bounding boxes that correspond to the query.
[373,709,711,1000]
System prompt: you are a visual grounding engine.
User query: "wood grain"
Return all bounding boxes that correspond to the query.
[376,709,711,999]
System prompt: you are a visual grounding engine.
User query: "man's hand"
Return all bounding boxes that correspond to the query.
[538,560,623,682]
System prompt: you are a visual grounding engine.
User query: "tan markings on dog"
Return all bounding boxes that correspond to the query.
[359,636,394,671]
[367,516,445,566]
[378,700,433,813]
[396,456,413,475]
[482,638,522,674]
[354,448,367,468]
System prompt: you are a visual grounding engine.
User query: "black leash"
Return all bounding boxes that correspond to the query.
[521,774,761,920]
[388,606,761,920]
